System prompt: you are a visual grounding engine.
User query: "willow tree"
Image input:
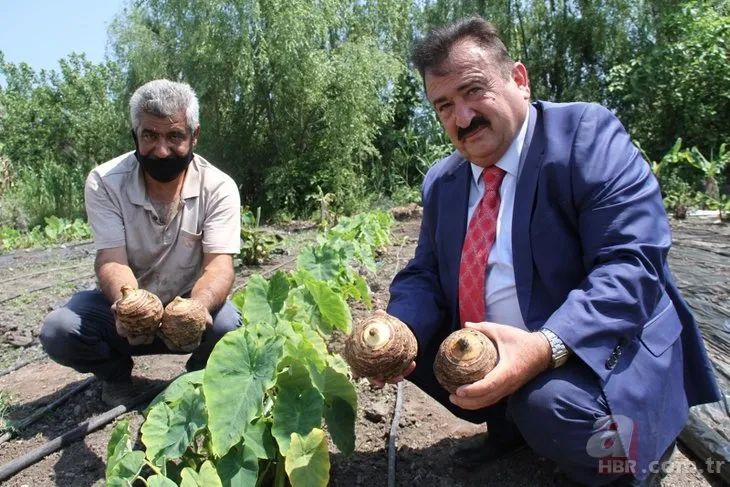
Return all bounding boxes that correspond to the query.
[109,0,411,217]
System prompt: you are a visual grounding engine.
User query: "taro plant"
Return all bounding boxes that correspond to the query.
[106,210,394,486]
[240,207,280,266]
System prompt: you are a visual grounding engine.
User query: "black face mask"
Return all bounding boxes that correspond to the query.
[132,131,194,183]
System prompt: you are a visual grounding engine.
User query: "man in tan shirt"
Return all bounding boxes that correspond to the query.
[40,80,242,407]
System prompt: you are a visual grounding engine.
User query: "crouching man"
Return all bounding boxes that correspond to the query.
[40,79,242,407]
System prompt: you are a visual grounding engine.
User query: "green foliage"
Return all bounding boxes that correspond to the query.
[0,391,11,433]
[0,217,91,252]
[239,208,279,266]
[608,1,730,161]
[0,52,128,227]
[109,0,411,218]
[106,210,393,486]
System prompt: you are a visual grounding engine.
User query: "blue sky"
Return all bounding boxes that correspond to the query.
[0,0,125,75]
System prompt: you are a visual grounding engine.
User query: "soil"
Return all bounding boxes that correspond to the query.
[0,215,727,487]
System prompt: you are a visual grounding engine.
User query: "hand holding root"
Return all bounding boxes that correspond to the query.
[159,297,211,352]
[448,321,551,410]
[113,285,163,346]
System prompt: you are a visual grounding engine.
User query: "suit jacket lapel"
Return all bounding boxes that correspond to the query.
[513,103,545,326]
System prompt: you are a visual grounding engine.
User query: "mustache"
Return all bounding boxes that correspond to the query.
[458,117,490,140]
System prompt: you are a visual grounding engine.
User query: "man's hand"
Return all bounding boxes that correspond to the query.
[449,321,552,410]
[367,361,417,388]
[111,299,156,346]
[159,298,213,352]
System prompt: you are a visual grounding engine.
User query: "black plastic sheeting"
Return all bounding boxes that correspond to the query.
[669,217,730,484]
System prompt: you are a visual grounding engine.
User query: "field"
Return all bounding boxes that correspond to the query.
[0,215,727,486]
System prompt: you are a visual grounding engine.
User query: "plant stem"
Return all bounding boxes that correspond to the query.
[144,460,164,477]
[273,453,287,487]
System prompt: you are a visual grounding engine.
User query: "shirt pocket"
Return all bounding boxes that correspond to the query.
[178,229,203,267]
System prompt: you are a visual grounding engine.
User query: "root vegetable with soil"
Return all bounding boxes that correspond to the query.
[115,285,164,337]
[433,328,498,393]
[159,296,207,350]
[344,313,417,381]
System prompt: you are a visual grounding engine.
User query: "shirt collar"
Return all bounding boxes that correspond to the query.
[469,104,530,184]
[126,154,202,206]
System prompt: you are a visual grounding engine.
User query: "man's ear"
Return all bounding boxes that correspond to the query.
[512,62,531,99]
[192,125,201,146]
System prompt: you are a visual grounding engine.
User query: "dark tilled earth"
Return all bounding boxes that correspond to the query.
[0,215,727,486]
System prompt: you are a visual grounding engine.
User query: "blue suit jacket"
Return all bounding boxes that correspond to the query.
[387,101,720,472]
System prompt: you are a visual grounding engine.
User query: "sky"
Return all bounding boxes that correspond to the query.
[0,0,125,78]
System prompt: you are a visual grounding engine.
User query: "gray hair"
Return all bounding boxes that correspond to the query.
[129,79,200,134]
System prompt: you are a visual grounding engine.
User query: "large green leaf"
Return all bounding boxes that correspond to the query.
[304,279,352,334]
[205,328,284,457]
[243,419,276,459]
[242,275,275,326]
[271,364,324,456]
[106,452,145,487]
[107,420,130,460]
[106,420,145,486]
[147,475,178,487]
[268,271,291,314]
[297,245,341,281]
[311,366,357,455]
[217,444,259,487]
[147,370,205,411]
[285,429,330,487]
[180,461,222,487]
[141,387,207,464]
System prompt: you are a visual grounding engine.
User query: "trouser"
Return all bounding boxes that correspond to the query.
[40,290,242,381]
[407,331,650,487]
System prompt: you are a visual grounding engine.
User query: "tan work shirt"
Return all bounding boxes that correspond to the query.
[85,152,241,304]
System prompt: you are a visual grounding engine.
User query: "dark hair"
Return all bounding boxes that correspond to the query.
[411,17,514,81]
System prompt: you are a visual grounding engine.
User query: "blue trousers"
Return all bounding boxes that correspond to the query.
[408,330,636,486]
[40,290,242,381]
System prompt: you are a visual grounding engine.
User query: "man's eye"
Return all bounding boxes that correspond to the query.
[170,134,184,141]
[142,133,156,141]
[468,87,483,95]
[437,103,453,114]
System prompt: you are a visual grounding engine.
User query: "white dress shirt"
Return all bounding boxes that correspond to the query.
[466,107,530,330]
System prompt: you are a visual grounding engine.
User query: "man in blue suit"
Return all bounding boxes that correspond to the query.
[376,17,720,486]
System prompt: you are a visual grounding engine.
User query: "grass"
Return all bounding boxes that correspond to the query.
[0,390,12,432]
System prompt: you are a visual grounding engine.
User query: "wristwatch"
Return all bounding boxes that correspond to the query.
[539,328,571,369]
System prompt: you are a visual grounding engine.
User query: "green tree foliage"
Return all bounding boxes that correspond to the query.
[0,52,128,227]
[109,0,412,218]
[608,1,730,161]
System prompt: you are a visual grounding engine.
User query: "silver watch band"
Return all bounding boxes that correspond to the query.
[539,328,571,368]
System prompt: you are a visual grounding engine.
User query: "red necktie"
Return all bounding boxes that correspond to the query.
[458,165,506,327]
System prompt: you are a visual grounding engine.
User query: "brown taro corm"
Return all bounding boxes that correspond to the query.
[160,296,208,350]
[433,328,498,394]
[344,313,417,381]
[116,285,164,337]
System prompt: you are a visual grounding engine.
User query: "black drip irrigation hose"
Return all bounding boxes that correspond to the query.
[387,381,405,487]
[387,240,407,487]
[0,379,171,482]
[0,356,43,378]
[0,377,97,445]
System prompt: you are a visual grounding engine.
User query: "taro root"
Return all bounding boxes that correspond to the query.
[160,297,208,350]
[433,329,498,394]
[116,285,164,337]
[344,313,418,380]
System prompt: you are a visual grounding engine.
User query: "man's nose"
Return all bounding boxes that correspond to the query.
[454,103,475,128]
[152,143,171,159]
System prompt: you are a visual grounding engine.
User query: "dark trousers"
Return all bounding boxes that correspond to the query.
[408,334,637,486]
[40,290,242,381]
